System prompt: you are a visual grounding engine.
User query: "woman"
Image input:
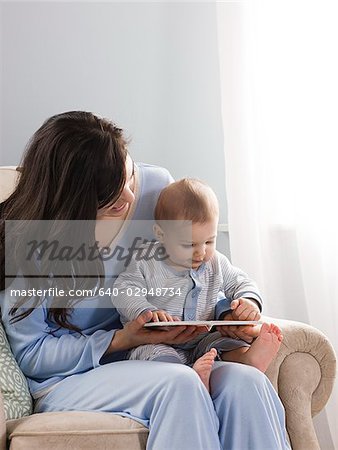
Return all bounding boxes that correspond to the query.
[0,111,290,449]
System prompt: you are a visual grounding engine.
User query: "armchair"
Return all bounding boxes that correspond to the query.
[0,166,336,450]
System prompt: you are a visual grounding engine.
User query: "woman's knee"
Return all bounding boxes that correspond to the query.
[157,362,203,393]
[210,361,269,398]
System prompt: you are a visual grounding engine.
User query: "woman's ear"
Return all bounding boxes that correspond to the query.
[153,223,165,242]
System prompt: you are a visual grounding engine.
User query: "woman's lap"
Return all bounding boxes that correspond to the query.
[34,360,206,424]
[34,360,222,450]
[34,360,264,416]
[34,360,290,450]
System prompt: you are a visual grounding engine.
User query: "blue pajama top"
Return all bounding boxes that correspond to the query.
[0,163,173,398]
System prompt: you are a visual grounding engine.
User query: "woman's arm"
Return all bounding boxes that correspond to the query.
[1,301,117,379]
[2,294,206,380]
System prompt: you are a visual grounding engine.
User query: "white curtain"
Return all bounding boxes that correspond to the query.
[217,1,337,447]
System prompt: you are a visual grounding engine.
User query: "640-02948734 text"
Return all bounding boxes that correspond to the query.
[9,286,182,298]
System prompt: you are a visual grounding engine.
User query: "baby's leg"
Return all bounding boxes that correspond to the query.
[190,330,250,362]
[221,323,283,372]
[128,344,184,364]
[189,334,244,392]
[192,349,218,392]
[129,344,219,391]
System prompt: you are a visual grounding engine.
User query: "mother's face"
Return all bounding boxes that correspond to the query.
[96,154,135,219]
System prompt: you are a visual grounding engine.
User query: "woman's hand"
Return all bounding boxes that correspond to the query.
[216,320,260,343]
[105,311,208,355]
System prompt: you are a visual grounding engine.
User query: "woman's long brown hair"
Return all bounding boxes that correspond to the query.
[0,111,127,332]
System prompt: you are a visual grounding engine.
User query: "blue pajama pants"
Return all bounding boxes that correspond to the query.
[34,360,291,450]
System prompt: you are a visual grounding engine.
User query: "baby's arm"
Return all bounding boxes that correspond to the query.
[113,254,176,324]
[215,253,263,341]
[216,252,263,320]
[113,257,158,324]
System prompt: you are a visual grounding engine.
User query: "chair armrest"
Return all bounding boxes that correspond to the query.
[0,391,6,450]
[264,317,336,450]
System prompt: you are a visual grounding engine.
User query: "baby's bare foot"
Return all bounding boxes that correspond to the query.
[242,323,283,372]
[192,348,218,392]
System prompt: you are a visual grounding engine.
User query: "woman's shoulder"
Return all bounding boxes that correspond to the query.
[130,163,173,221]
[136,163,174,186]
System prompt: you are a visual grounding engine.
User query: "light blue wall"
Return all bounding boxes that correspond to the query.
[0,1,229,253]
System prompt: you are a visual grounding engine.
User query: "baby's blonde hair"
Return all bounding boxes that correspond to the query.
[154,178,219,223]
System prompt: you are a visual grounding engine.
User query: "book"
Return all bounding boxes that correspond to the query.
[144,320,259,328]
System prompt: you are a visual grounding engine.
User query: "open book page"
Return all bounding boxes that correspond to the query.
[144,320,260,328]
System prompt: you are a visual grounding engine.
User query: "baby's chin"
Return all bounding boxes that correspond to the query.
[184,260,204,270]
[166,259,193,270]
[166,258,206,270]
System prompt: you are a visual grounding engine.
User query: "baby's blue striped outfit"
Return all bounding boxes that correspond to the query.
[115,242,262,364]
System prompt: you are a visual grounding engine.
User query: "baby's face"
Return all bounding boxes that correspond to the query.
[162,219,218,270]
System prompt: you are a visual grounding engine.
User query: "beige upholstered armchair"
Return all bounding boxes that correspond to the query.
[0,166,336,450]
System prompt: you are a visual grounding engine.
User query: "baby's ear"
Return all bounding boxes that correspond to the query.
[153,223,165,242]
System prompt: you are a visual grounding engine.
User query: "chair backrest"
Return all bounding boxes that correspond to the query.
[0,167,34,419]
[0,167,20,202]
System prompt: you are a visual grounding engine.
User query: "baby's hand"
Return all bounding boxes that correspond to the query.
[230,298,261,321]
[151,310,175,322]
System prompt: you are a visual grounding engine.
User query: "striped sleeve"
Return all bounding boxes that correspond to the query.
[113,256,158,324]
[215,252,263,318]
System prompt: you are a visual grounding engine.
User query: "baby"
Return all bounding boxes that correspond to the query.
[114,178,282,391]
